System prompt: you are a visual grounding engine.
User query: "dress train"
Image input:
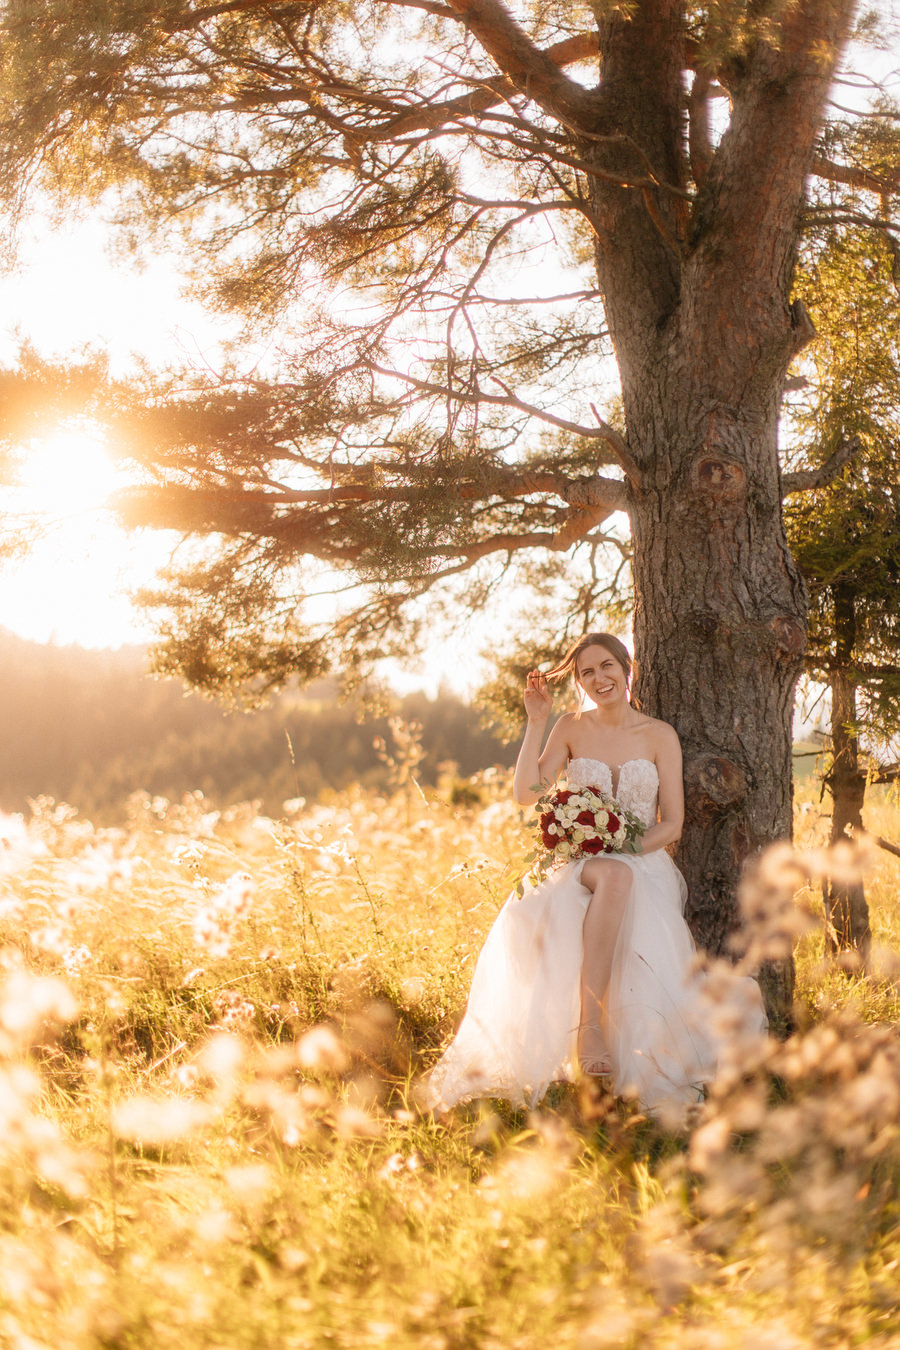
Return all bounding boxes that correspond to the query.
[420,758,767,1115]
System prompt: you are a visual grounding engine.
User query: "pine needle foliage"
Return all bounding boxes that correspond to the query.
[0,0,895,696]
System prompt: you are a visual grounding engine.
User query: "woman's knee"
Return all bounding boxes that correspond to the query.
[582,858,632,901]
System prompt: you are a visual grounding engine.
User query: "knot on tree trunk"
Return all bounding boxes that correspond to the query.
[689,607,720,636]
[692,455,745,508]
[684,753,747,822]
[768,613,806,655]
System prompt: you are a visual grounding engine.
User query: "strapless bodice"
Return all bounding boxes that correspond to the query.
[566,756,658,827]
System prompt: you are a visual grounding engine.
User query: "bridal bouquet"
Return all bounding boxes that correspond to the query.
[532,785,646,875]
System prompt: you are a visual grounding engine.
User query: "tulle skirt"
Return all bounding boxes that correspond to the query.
[420,849,767,1115]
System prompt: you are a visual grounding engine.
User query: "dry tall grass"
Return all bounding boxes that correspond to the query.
[1,772,899,1349]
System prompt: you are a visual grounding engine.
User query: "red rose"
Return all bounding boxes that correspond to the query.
[607,813,620,832]
[581,837,606,854]
[555,790,572,804]
[541,829,556,849]
[539,810,555,832]
[575,809,595,826]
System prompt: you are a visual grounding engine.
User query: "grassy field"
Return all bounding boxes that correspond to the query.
[1,771,900,1349]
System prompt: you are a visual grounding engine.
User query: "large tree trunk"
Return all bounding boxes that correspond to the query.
[824,590,871,958]
[578,0,854,1032]
[625,365,804,1033]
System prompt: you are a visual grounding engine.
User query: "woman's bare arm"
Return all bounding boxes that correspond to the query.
[636,722,684,853]
[512,673,571,805]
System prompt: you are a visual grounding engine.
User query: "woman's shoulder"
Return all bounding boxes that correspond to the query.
[540,711,578,760]
[636,713,681,752]
[548,711,578,737]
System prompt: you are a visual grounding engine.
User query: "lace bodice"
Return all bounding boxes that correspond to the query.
[566,756,659,828]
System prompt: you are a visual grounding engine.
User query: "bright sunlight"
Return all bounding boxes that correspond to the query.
[16,426,122,518]
[1,423,177,648]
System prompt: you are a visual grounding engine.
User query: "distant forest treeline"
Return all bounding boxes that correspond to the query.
[0,631,516,822]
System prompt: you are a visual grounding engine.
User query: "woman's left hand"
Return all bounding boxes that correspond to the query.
[524,670,552,722]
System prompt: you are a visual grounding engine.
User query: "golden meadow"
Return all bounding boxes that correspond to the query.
[1,770,899,1349]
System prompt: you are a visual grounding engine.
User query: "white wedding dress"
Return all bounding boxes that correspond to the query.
[421,757,767,1115]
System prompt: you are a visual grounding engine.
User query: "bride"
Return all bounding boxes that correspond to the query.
[421,632,767,1115]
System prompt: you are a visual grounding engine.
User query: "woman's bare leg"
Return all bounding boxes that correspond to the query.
[578,858,633,1074]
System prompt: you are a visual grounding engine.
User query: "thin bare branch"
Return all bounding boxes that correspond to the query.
[871,833,900,859]
[811,154,900,195]
[588,404,641,485]
[781,436,862,496]
[369,361,623,454]
[804,209,900,233]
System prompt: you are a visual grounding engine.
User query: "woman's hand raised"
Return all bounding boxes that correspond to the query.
[523,670,552,722]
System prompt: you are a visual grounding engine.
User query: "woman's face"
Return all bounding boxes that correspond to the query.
[575,643,628,707]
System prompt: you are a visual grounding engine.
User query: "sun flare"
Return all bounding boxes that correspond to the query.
[0,422,178,648]
[17,427,123,519]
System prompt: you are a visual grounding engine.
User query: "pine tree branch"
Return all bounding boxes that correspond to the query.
[133,464,625,512]
[804,209,900,233]
[589,403,642,485]
[441,0,598,131]
[811,154,900,195]
[871,833,900,858]
[165,0,461,29]
[369,361,624,451]
[804,657,900,679]
[434,515,609,566]
[383,0,460,16]
[363,33,599,143]
[163,0,293,30]
[781,435,861,496]
[168,9,588,156]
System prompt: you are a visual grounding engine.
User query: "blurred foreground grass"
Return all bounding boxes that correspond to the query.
[0,773,899,1349]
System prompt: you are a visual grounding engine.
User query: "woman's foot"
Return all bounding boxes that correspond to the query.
[578,1022,611,1078]
[579,1054,612,1077]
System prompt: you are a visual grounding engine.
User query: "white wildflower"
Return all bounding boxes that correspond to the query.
[296,1025,349,1074]
[112,1094,212,1144]
[0,971,78,1045]
[63,945,92,976]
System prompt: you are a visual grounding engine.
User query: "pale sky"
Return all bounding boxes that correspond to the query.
[0,210,230,374]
